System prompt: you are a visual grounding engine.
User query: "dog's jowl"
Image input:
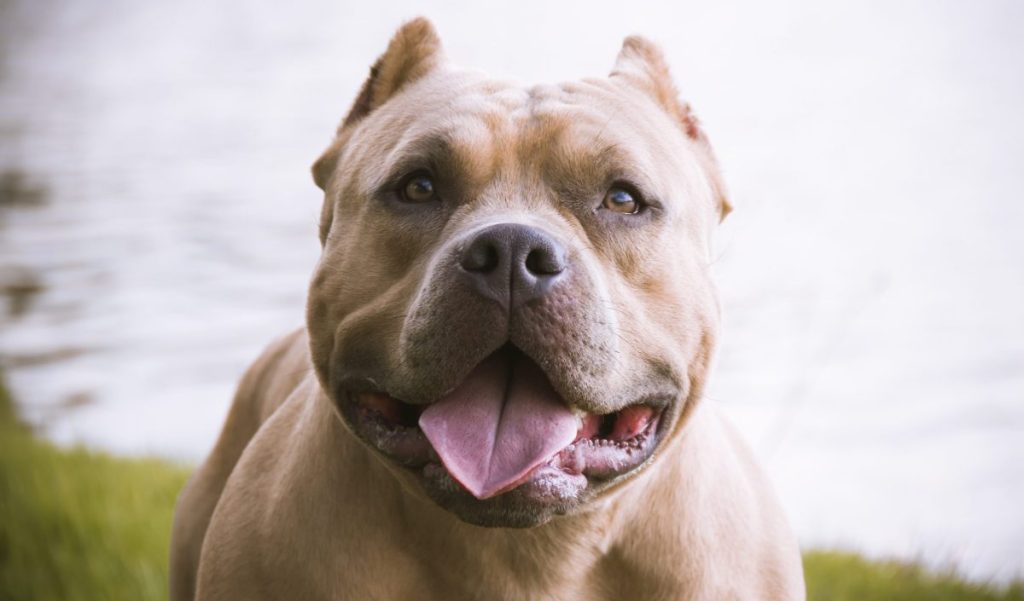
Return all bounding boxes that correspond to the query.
[170,18,805,601]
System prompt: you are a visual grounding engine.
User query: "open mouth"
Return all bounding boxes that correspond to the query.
[341,345,664,503]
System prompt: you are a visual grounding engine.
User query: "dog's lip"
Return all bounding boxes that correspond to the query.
[337,380,669,496]
[333,375,675,415]
[334,375,396,401]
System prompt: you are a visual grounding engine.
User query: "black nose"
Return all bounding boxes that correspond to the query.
[459,223,567,309]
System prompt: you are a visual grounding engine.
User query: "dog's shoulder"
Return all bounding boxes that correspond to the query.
[170,327,313,601]
[685,404,807,600]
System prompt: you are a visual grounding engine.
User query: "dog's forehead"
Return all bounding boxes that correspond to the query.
[389,70,682,167]
[340,68,715,228]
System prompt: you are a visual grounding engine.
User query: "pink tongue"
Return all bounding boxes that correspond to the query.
[419,350,578,500]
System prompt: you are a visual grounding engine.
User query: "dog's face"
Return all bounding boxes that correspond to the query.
[307,19,730,527]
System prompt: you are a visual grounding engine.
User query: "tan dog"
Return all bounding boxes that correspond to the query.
[170,18,804,600]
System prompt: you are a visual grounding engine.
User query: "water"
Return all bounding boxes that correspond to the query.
[1,0,1022,582]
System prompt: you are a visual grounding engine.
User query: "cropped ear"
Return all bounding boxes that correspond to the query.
[312,17,444,191]
[610,36,732,221]
[340,17,443,129]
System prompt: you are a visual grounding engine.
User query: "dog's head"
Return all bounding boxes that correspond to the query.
[308,18,730,527]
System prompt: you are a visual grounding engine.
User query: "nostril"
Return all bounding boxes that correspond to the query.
[525,247,565,276]
[457,224,566,307]
[461,241,500,273]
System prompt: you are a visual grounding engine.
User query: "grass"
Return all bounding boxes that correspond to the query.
[0,375,190,601]
[0,374,1021,600]
[804,551,1022,600]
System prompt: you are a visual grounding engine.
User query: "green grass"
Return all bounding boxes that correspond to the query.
[0,374,1020,600]
[804,551,1023,601]
[0,375,190,601]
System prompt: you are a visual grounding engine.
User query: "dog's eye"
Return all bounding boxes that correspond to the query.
[602,186,641,214]
[400,174,436,203]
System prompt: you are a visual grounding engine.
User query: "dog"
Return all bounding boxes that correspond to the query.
[170,18,804,600]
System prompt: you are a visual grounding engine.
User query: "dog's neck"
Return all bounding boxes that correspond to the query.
[363,409,700,597]
[389,468,644,594]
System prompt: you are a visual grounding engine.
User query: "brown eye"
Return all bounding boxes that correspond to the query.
[401,174,436,203]
[603,186,640,214]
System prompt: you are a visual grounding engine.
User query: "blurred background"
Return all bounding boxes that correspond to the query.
[1,0,1021,585]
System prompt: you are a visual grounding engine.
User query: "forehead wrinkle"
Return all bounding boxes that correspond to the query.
[370,115,499,190]
[513,87,573,178]
[443,113,501,184]
[568,79,682,168]
[514,84,663,196]
[554,142,633,183]
[540,121,660,204]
